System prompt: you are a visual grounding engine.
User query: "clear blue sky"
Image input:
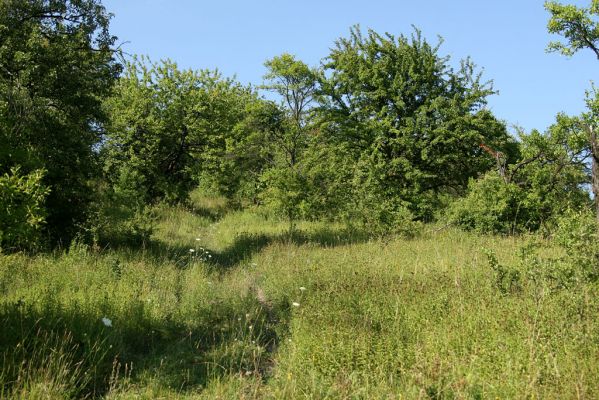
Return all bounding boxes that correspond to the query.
[103,0,595,134]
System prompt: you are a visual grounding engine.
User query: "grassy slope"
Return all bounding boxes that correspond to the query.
[1,191,598,399]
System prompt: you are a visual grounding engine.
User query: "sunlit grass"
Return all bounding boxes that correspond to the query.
[1,190,598,398]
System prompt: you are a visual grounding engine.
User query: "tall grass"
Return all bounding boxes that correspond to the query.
[1,190,598,398]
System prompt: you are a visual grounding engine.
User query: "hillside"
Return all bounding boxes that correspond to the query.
[1,192,598,399]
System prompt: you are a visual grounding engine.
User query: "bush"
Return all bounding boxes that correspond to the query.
[447,172,539,234]
[0,168,49,251]
[553,209,599,282]
[484,209,599,293]
[341,163,423,238]
[80,181,155,248]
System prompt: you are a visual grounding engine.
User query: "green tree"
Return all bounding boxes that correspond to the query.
[449,123,590,234]
[260,54,319,230]
[103,58,264,206]
[318,26,513,221]
[0,0,121,243]
[546,0,599,58]
[546,0,599,220]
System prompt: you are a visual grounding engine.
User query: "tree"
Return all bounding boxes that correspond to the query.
[0,0,121,244]
[449,122,590,234]
[318,26,513,221]
[546,0,599,220]
[260,54,319,230]
[546,0,599,58]
[103,58,265,206]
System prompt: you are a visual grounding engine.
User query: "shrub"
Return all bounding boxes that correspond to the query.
[484,209,599,293]
[0,168,49,251]
[80,181,155,248]
[553,209,599,282]
[447,172,538,234]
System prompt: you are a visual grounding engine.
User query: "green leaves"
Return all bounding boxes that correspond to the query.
[0,0,121,244]
[318,26,512,220]
[546,0,599,58]
[103,58,268,205]
[0,167,49,251]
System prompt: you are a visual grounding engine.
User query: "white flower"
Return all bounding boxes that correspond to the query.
[208,255,212,258]
[195,238,201,241]
[299,287,306,291]
[292,302,300,307]
[189,249,195,253]
[101,317,112,327]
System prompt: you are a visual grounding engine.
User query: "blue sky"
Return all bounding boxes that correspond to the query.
[103,0,595,134]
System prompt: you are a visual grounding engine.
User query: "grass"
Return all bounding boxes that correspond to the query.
[1,190,598,399]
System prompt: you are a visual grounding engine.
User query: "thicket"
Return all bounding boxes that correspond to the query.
[0,0,597,250]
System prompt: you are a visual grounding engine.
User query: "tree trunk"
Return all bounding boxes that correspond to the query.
[591,125,599,222]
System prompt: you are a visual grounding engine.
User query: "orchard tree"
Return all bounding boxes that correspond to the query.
[0,0,121,244]
[546,0,599,220]
[318,26,513,220]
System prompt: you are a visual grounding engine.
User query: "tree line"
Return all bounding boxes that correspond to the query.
[1,0,598,251]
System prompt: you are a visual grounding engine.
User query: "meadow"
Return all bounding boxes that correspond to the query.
[1,191,598,399]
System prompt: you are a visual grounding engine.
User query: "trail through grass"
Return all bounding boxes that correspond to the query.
[1,192,598,399]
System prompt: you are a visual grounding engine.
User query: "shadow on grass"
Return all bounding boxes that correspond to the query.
[205,226,372,272]
[184,201,229,223]
[104,225,373,273]
[0,291,292,397]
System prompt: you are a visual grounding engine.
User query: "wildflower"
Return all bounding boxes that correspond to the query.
[189,249,195,253]
[195,238,201,241]
[101,317,112,327]
[299,287,306,291]
[208,255,212,258]
[292,302,300,307]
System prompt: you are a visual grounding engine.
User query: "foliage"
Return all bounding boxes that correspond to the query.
[450,120,591,234]
[259,54,319,229]
[317,26,514,220]
[103,58,209,204]
[546,0,599,58]
[208,98,281,205]
[553,208,599,281]
[484,212,598,299]
[0,0,121,243]
[0,167,49,251]
[546,0,599,221]
[80,181,156,248]
[103,58,267,207]
[448,172,530,234]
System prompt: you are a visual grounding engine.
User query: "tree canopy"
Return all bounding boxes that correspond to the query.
[317,27,514,220]
[0,0,121,245]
